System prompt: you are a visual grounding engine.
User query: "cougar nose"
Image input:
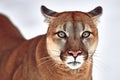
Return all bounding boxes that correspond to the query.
[68,50,82,57]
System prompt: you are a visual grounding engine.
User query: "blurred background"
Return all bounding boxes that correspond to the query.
[0,0,120,80]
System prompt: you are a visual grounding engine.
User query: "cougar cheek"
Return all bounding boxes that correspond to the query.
[46,37,66,63]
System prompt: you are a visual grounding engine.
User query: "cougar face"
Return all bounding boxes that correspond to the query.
[41,6,102,70]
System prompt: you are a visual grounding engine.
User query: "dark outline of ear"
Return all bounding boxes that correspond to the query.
[41,5,57,18]
[88,6,103,17]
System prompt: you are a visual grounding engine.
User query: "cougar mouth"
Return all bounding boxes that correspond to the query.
[67,61,81,65]
[67,61,81,68]
[65,55,84,70]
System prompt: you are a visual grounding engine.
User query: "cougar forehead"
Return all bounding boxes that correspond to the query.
[49,12,95,26]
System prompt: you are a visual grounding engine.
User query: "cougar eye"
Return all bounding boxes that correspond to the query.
[82,31,91,38]
[56,31,67,38]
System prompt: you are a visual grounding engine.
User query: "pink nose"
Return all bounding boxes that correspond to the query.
[68,50,82,57]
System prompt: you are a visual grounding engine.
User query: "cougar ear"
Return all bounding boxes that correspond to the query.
[41,5,57,22]
[88,6,103,24]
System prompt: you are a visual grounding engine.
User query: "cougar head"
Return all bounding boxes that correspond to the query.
[41,6,102,70]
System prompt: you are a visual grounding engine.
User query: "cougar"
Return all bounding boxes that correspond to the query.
[0,5,102,80]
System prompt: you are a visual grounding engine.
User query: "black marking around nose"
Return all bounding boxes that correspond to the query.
[60,51,66,61]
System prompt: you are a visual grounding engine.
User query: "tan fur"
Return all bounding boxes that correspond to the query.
[0,6,102,80]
